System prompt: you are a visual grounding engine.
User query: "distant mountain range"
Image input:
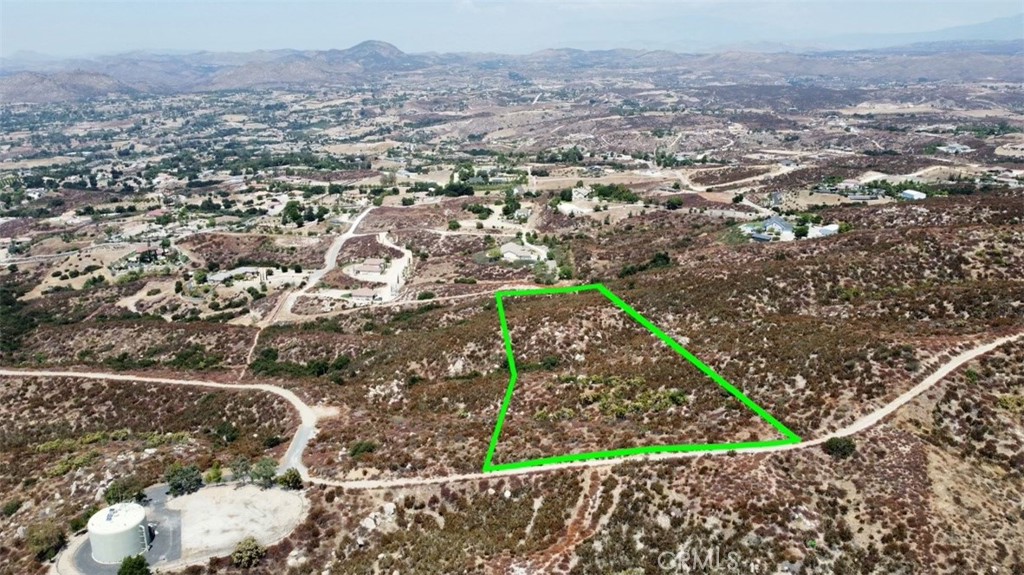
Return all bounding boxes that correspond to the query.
[1,16,1022,104]
[813,14,1024,51]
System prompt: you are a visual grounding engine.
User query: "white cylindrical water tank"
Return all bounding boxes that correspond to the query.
[87,502,150,564]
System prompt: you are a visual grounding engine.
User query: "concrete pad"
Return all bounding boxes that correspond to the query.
[165,483,306,562]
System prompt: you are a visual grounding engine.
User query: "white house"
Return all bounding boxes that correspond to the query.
[900,190,927,201]
[500,242,538,263]
[763,216,794,235]
[571,186,592,201]
[513,208,532,221]
[937,143,973,155]
[351,287,379,302]
[557,203,589,216]
[808,224,840,239]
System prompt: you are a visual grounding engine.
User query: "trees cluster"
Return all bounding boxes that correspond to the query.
[281,200,329,226]
[430,182,474,197]
[463,203,493,219]
[165,463,203,496]
[591,183,638,203]
[536,146,584,165]
[618,252,672,278]
[501,189,522,218]
[231,456,302,489]
[249,347,351,381]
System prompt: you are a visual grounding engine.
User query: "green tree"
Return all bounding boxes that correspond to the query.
[502,189,522,217]
[277,468,303,490]
[118,555,151,575]
[794,225,809,239]
[232,536,266,568]
[281,200,303,226]
[448,220,461,230]
[251,458,278,489]
[165,463,203,497]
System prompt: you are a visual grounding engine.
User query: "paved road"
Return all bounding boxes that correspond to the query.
[266,206,374,325]
[3,331,1020,490]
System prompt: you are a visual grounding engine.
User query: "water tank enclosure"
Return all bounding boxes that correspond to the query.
[87,502,150,564]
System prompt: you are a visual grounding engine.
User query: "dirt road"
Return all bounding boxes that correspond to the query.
[2,331,1019,490]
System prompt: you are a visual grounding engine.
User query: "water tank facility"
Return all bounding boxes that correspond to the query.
[86,502,150,564]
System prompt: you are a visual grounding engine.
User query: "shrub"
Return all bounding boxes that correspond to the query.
[165,463,203,496]
[104,476,146,505]
[69,506,98,533]
[448,220,461,230]
[251,458,278,489]
[349,440,377,458]
[2,499,22,517]
[417,291,436,300]
[232,536,266,568]
[27,520,66,562]
[823,437,856,459]
[231,456,251,484]
[118,555,151,575]
[204,461,223,484]
[277,468,303,490]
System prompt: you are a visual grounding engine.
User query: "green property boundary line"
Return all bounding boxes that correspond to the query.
[482,283,802,473]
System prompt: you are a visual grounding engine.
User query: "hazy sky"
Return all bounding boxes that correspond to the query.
[1,0,1021,57]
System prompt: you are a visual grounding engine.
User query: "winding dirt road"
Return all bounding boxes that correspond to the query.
[268,206,375,325]
[1,332,1020,490]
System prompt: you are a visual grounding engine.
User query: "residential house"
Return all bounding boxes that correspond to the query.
[763,216,794,235]
[937,143,973,155]
[808,224,840,239]
[351,287,379,302]
[900,190,927,201]
[500,242,538,263]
